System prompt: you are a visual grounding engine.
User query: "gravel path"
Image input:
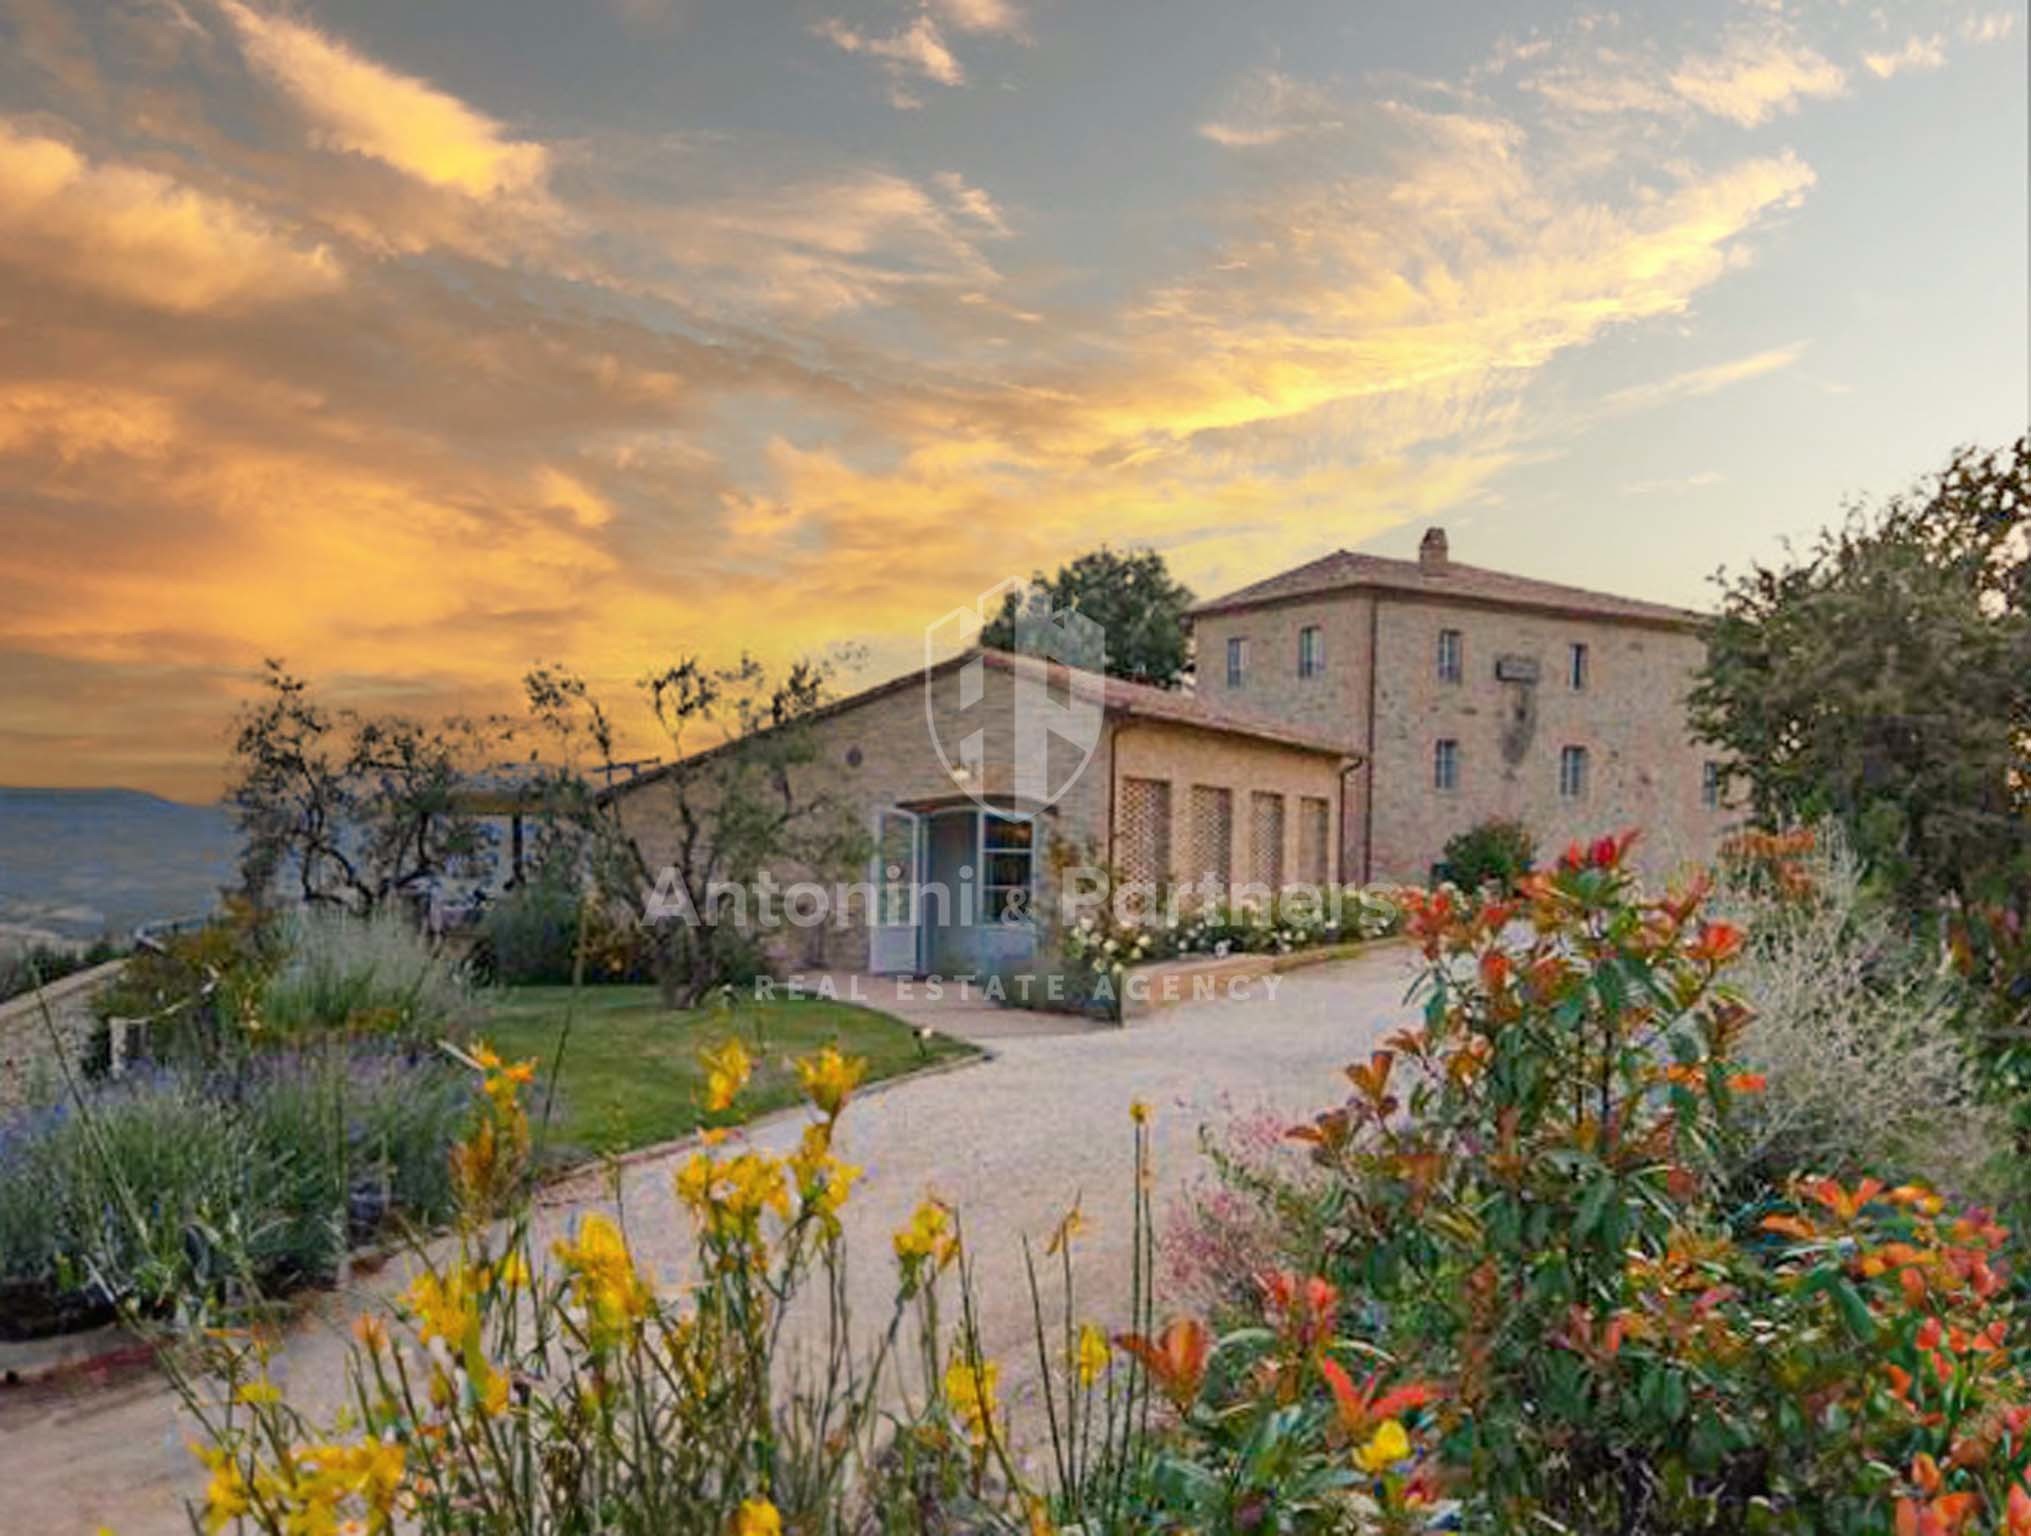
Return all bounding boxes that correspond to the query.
[5,944,1419,1534]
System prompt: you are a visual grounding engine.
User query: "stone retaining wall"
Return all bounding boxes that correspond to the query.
[0,959,126,1114]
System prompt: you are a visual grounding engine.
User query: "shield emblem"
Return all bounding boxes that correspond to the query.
[924,581,1107,813]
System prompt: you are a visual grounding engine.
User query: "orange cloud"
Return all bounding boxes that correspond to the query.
[0,121,341,312]
[0,5,1892,800]
[219,0,549,199]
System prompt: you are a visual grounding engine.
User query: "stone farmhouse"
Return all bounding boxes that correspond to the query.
[610,647,1355,977]
[607,529,1727,977]
[1189,527,1730,886]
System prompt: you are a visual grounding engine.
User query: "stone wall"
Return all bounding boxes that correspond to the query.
[612,657,1112,974]
[1366,598,1730,887]
[1190,592,1375,875]
[0,959,125,1114]
[606,655,1351,974]
[1111,716,1349,893]
[1192,587,1735,889]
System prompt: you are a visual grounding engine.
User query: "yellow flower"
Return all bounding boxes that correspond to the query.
[478,1363,512,1418]
[553,1213,653,1349]
[1074,1323,1110,1387]
[1355,1418,1413,1474]
[675,1147,791,1259]
[700,1037,753,1113]
[234,1379,281,1406]
[495,1251,531,1291]
[1130,1099,1151,1124]
[794,1046,866,1118]
[402,1265,480,1347]
[352,1314,389,1355]
[349,1437,406,1517]
[193,1444,251,1534]
[1045,1198,1089,1256]
[893,1197,959,1272]
[733,1498,782,1536]
[944,1356,1000,1446]
[788,1123,861,1234]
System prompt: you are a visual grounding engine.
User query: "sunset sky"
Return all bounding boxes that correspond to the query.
[0,0,2024,801]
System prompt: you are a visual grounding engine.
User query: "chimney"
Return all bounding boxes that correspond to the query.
[1418,526,1450,573]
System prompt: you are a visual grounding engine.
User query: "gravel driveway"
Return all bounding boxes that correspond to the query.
[6,942,1420,1534]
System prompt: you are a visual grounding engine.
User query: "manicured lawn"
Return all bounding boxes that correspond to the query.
[480,987,976,1164]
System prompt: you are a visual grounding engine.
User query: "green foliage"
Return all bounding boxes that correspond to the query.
[521,655,871,1008]
[0,1045,467,1338]
[472,875,582,985]
[979,544,1195,688]
[261,907,477,1045]
[167,837,2031,1535]
[1438,818,1535,894]
[91,906,278,1070]
[1690,437,2029,913]
[480,989,972,1163]
[1272,841,2031,1532]
[1713,825,2004,1202]
[93,907,474,1069]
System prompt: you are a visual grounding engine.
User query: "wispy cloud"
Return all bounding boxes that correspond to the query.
[934,170,1011,235]
[218,0,549,198]
[1622,470,1725,495]
[1601,343,1807,414]
[1864,34,1947,78]
[816,14,964,105]
[1668,32,1846,125]
[1199,67,1346,148]
[929,0,1024,38]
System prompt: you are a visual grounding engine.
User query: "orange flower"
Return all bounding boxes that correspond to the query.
[1345,1051,1395,1110]
[1319,1356,1438,1439]
[1686,920,1745,966]
[1116,1318,1211,1414]
[1760,1213,1817,1242]
[1803,1176,1885,1222]
[1260,1271,1338,1354]
[2007,1482,2031,1536]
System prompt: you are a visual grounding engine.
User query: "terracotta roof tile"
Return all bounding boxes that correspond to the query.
[611,647,1357,799]
[1190,548,1703,629]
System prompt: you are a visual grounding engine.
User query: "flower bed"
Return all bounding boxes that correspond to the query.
[1049,884,1407,1016]
[0,1046,469,1340]
[161,837,2031,1532]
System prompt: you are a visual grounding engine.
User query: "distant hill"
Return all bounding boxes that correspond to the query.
[0,788,238,946]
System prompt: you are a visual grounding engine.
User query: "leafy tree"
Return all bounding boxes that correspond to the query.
[522,655,869,1009]
[1439,817,1535,893]
[980,545,1194,687]
[228,663,498,917]
[1690,438,2029,915]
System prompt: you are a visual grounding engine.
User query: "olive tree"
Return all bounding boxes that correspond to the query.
[522,655,868,1009]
